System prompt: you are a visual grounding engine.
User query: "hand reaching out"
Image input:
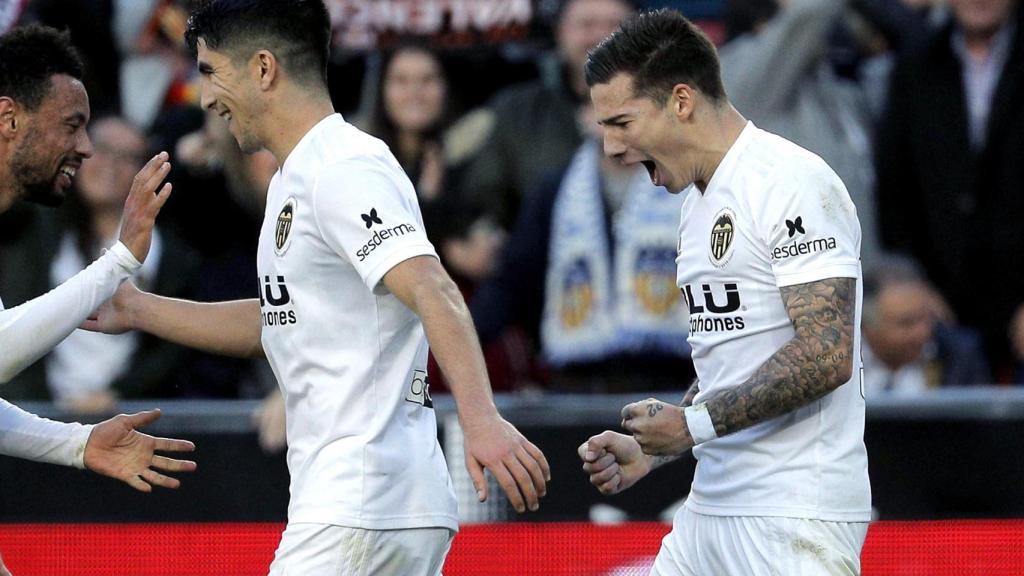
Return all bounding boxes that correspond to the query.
[84,409,196,492]
[80,280,141,335]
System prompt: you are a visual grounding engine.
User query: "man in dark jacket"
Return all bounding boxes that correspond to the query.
[876,0,1024,376]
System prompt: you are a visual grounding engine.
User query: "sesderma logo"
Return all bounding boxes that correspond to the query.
[356,223,417,261]
[773,236,837,260]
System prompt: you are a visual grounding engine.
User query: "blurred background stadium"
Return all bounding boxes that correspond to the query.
[3,0,1024,574]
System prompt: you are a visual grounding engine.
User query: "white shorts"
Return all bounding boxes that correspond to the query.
[267,522,455,576]
[651,505,869,576]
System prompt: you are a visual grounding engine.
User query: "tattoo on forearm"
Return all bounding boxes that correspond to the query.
[703,277,856,437]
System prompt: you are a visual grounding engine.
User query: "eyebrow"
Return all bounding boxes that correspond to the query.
[597,113,631,126]
[64,112,87,125]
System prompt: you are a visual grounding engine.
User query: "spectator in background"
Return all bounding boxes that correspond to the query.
[862,255,991,396]
[471,103,694,393]
[877,0,1024,379]
[113,0,196,130]
[360,43,450,205]
[718,0,882,267]
[453,0,634,230]
[1,116,200,413]
[358,43,507,282]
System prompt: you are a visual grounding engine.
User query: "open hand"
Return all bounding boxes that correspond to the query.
[118,152,173,263]
[84,409,196,492]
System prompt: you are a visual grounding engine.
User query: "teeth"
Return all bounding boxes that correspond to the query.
[60,166,76,178]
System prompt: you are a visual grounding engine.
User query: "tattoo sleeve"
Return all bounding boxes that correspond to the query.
[702,277,856,438]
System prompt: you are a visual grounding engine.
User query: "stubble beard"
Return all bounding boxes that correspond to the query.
[9,135,66,208]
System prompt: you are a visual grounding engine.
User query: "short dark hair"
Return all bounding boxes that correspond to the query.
[585,8,726,104]
[185,0,331,87]
[0,25,85,111]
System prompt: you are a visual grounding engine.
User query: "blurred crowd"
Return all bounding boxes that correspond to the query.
[1,0,1022,425]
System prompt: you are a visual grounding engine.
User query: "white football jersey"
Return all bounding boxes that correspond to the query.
[676,122,871,521]
[257,114,457,531]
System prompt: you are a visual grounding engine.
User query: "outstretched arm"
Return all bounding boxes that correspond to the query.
[0,401,194,490]
[383,255,551,513]
[0,153,172,382]
[82,281,263,359]
[621,277,856,455]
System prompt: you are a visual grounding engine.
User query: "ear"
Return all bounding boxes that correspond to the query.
[669,83,696,121]
[255,50,278,91]
[0,97,18,138]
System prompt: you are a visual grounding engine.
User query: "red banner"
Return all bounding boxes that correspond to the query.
[2,521,1024,575]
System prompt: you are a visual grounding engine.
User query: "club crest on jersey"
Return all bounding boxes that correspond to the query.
[634,246,680,316]
[560,259,594,329]
[275,198,297,256]
[709,208,736,267]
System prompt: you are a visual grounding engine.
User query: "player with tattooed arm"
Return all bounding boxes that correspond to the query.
[578,9,869,575]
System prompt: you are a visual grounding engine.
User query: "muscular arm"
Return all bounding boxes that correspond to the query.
[383,256,498,423]
[703,277,856,437]
[88,283,264,359]
[384,255,550,512]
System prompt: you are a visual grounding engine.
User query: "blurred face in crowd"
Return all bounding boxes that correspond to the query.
[5,75,93,208]
[196,39,265,154]
[950,0,1017,37]
[77,117,146,211]
[558,0,633,75]
[592,73,695,194]
[864,283,935,370]
[383,48,447,135]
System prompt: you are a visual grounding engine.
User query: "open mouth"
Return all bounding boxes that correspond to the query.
[641,160,659,185]
[57,164,78,188]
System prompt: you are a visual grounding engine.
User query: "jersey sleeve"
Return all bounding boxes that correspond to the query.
[757,161,862,287]
[0,241,140,383]
[312,158,438,293]
[0,399,93,468]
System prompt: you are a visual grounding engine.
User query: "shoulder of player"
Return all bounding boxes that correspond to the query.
[743,140,840,207]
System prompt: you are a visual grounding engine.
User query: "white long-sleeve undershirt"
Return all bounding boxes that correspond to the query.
[0,241,140,467]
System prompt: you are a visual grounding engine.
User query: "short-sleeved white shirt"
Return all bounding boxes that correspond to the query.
[257,114,457,531]
[676,122,870,522]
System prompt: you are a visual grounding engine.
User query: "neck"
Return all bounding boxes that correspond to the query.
[262,85,336,168]
[961,20,1007,61]
[693,104,747,192]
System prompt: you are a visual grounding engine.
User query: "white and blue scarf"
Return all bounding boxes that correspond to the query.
[541,141,690,367]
